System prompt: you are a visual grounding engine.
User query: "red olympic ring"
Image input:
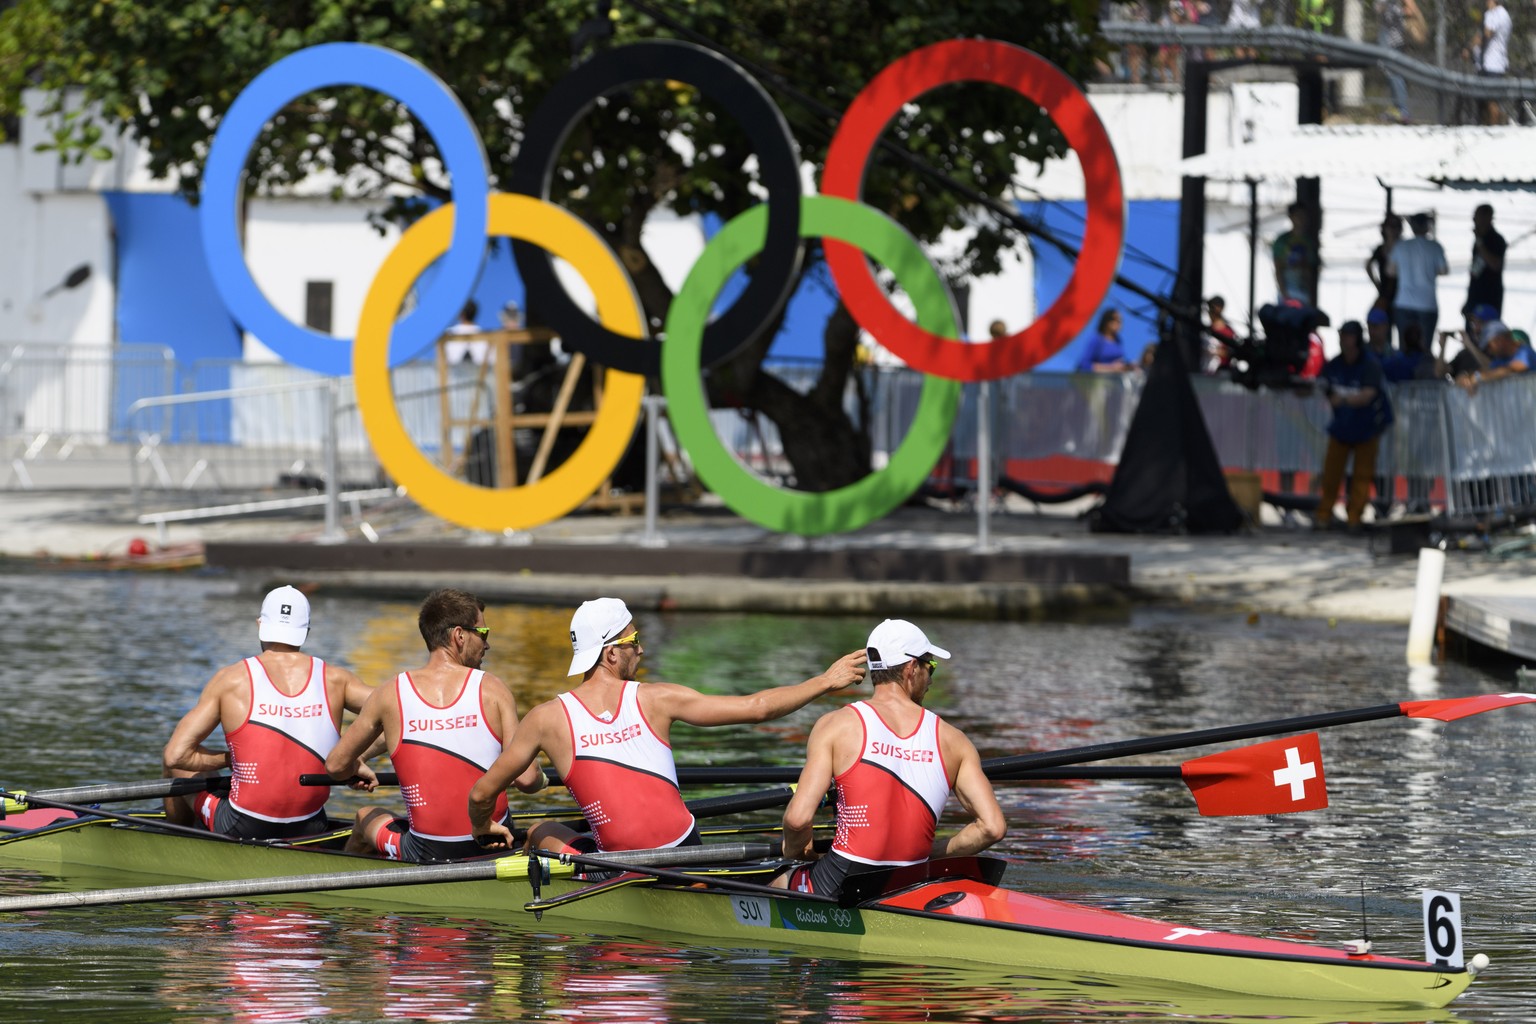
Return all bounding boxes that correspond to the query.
[822,40,1126,382]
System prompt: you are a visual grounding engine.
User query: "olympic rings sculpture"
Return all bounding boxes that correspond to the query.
[200,37,1124,536]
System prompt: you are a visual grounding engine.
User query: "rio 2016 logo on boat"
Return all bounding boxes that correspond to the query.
[200,39,1125,536]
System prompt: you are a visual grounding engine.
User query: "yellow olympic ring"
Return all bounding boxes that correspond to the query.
[353,194,646,532]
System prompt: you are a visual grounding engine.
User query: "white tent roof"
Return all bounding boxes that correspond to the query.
[1180,124,1536,185]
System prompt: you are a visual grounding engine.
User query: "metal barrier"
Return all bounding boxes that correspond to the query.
[1,342,176,487]
[9,339,1533,528]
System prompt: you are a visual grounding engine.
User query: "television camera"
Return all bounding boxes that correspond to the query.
[1225,301,1330,391]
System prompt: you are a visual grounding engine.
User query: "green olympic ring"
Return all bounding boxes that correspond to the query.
[661,195,962,536]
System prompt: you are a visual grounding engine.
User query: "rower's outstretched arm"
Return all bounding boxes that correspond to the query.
[657,650,867,728]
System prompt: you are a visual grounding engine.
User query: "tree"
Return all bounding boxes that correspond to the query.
[2,0,1105,492]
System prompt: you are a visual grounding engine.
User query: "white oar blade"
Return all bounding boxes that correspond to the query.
[1182,733,1328,817]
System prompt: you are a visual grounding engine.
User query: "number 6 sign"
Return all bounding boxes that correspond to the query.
[1422,889,1464,968]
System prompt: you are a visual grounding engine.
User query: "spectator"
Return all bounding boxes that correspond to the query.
[1447,302,1500,377]
[1375,0,1412,122]
[1298,0,1334,33]
[1227,0,1263,59]
[1456,320,1533,394]
[1381,321,1439,381]
[1315,321,1394,532]
[1273,203,1321,306]
[1075,309,1132,373]
[444,300,488,365]
[1381,323,1440,513]
[1365,214,1402,342]
[1386,212,1447,351]
[1204,295,1236,373]
[1366,306,1393,358]
[1462,204,1506,328]
[1467,0,1512,124]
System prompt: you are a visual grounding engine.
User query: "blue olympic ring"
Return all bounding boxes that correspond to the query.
[200,43,491,376]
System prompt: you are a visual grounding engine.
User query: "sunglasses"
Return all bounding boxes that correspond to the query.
[918,657,938,677]
[460,625,490,640]
[609,630,641,648]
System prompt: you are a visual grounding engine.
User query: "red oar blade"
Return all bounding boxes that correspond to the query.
[1181,734,1328,817]
[1401,692,1536,722]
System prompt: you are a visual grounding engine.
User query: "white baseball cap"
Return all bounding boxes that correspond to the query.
[258,586,310,647]
[568,598,634,676]
[865,619,950,670]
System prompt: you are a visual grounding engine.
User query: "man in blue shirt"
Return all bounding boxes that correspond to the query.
[1074,309,1130,373]
[1456,320,1532,395]
[1315,321,1394,531]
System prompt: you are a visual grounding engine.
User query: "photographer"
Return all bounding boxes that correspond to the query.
[1314,321,1393,532]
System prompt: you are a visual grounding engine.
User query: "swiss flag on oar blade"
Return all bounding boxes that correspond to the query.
[1181,733,1328,817]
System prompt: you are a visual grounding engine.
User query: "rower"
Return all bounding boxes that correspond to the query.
[162,585,373,840]
[773,618,1006,898]
[324,588,547,861]
[467,597,866,854]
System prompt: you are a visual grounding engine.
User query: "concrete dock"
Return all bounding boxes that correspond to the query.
[2,490,1534,635]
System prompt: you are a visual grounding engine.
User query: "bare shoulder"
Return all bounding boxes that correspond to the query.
[810,703,861,740]
[937,717,982,754]
[636,680,698,711]
[478,670,516,702]
[204,658,252,696]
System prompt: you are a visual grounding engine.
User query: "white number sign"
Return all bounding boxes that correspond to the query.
[1422,889,1464,968]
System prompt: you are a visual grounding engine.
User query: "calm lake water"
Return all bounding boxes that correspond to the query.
[1,570,1533,1023]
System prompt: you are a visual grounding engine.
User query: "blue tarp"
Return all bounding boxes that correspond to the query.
[1025,199,1180,372]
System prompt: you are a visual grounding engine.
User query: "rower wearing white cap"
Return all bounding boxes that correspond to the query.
[774,619,1006,898]
[162,585,373,840]
[468,598,866,854]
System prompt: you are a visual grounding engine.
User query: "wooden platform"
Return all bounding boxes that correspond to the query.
[1444,594,1536,662]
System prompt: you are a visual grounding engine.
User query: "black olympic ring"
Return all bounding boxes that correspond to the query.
[507,39,804,375]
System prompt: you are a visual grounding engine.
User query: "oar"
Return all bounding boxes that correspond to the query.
[0,841,776,914]
[306,764,1288,787]
[2,776,232,807]
[980,692,1536,777]
[0,789,246,843]
[525,845,826,915]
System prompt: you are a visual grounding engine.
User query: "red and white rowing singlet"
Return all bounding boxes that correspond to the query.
[831,701,951,867]
[390,670,507,842]
[226,656,340,823]
[557,680,696,851]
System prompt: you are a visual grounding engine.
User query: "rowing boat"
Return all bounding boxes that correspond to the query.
[0,813,1479,1007]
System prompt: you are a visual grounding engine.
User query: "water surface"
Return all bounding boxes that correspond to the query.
[1,572,1531,1022]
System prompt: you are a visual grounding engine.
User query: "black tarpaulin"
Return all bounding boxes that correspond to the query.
[1090,340,1244,534]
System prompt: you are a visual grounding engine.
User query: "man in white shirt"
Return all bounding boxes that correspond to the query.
[1386,212,1448,349]
[1474,0,1512,123]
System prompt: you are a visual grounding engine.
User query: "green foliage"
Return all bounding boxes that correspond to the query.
[6,0,1103,261]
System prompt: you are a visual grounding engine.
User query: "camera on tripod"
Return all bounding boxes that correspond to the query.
[1227,301,1329,391]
